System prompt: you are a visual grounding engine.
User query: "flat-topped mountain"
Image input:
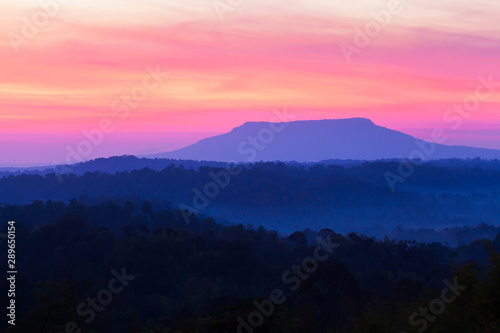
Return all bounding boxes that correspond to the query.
[149,118,500,162]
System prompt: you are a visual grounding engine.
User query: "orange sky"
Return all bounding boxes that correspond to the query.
[1,0,499,165]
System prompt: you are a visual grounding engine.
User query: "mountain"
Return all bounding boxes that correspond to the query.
[148,118,500,162]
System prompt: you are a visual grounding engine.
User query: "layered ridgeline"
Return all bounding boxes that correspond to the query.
[148,118,500,162]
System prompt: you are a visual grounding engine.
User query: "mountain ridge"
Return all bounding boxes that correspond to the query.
[148,118,500,162]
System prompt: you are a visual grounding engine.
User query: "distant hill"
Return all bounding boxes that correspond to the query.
[148,118,500,162]
[0,156,228,178]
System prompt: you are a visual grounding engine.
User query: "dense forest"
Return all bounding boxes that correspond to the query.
[1,159,500,239]
[2,158,500,332]
[1,200,500,333]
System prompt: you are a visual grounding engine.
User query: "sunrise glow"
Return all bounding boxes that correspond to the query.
[1,0,499,164]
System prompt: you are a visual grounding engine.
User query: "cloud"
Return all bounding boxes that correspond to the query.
[1,0,499,163]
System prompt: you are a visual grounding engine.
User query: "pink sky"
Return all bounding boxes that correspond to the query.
[1,0,499,165]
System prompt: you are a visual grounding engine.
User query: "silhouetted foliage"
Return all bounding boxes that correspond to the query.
[1,201,499,332]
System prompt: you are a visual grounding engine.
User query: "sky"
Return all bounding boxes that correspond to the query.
[1,0,499,165]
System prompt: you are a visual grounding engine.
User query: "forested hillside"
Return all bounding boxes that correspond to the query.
[1,201,500,332]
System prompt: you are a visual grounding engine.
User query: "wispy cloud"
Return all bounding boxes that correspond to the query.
[1,0,499,163]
